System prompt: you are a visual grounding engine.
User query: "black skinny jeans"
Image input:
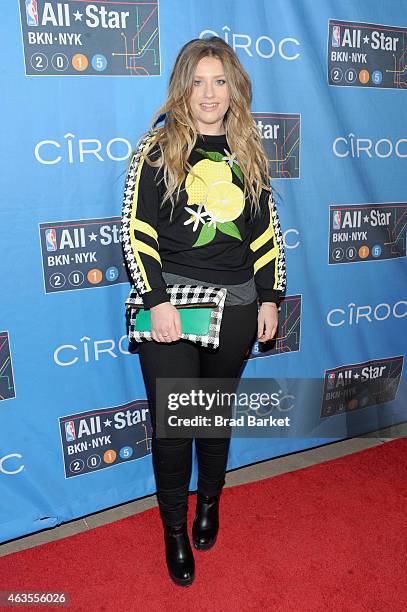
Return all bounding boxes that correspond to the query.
[137,300,258,526]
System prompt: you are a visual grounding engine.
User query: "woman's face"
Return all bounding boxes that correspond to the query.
[188,55,230,135]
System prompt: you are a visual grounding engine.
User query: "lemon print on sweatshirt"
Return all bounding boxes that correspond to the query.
[205,180,244,222]
[185,159,232,204]
[184,151,244,248]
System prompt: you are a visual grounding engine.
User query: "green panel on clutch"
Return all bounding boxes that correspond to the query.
[134,307,213,335]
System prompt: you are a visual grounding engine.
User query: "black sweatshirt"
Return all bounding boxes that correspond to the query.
[121,129,286,308]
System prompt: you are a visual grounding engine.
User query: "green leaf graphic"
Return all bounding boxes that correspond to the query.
[205,151,225,162]
[195,148,224,162]
[193,222,216,247]
[231,163,244,184]
[216,221,242,240]
[195,148,210,158]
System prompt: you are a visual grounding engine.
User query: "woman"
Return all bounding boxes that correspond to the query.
[121,36,286,587]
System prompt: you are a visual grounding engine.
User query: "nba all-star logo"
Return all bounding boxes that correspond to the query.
[59,400,152,478]
[328,202,407,264]
[327,19,407,89]
[19,0,161,76]
[39,216,129,293]
[321,355,403,418]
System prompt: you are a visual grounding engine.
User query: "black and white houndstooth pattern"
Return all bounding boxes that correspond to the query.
[269,192,287,292]
[126,284,228,349]
[120,128,159,295]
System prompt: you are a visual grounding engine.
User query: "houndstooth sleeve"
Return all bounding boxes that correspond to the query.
[121,131,170,309]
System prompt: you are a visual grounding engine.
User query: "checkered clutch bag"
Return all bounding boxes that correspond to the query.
[125,284,228,349]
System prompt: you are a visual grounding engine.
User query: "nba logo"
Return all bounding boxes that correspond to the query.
[327,373,336,389]
[25,0,38,26]
[45,228,57,251]
[65,421,76,442]
[332,25,340,47]
[332,210,341,230]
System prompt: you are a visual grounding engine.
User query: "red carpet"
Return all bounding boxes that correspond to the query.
[1,439,406,611]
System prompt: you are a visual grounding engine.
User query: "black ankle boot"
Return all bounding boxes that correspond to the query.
[192,492,220,551]
[163,522,195,586]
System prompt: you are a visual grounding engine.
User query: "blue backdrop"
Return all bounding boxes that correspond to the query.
[1,0,406,542]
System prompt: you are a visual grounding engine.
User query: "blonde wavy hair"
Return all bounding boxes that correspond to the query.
[140,36,272,219]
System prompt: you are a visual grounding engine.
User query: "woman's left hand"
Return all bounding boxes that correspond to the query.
[257,302,279,342]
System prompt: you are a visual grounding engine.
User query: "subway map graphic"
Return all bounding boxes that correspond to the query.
[253,113,301,179]
[19,0,160,76]
[0,332,16,401]
[250,295,301,358]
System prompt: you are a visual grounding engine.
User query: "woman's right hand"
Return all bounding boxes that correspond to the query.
[150,302,182,343]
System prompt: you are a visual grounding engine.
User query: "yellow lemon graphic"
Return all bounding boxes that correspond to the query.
[185,159,232,204]
[205,180,244,222]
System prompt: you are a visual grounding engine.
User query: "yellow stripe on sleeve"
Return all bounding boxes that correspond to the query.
[249,194,276,253]
[134,239,162,263]
[253,245,278,274]
[134,218,158,243]
[250,226,273,252]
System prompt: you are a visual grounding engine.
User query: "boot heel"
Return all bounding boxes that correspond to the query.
[164,522,195,586]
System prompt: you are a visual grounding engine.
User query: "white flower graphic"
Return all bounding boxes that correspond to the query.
[222,148,238,168]
[183,203,210,232]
